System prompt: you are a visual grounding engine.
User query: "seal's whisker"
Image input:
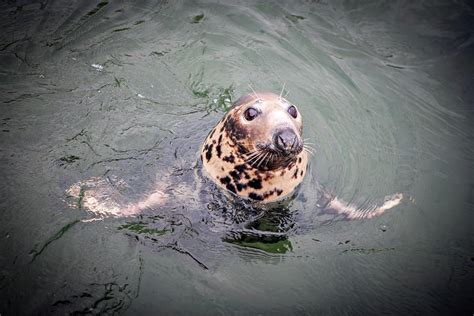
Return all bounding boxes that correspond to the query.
[279,82,286,100]
[258,152,270,168]
[246,155,260,164]
[244,149,264,163]
[263,153,271,167]
[254,152,265,168]
[303,147,315,156]
[250,157,262,168]
[244,150,261,159]
[284,89,290,98]
[303,144,316,153]
[247,151,264,166]
[248,83,260,101]
[255,151,268,168]
[246,150,262,160]
[255,153,264,168]
[264,152,271,167]
[267,153,276,167]
[244,149,259,155]
[264,153,273,167]
[246,155,260,166]
[281,156,292,166]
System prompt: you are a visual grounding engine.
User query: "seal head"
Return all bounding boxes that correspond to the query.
[201,92,308,203]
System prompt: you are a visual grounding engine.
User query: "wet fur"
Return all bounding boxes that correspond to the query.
[201,92,308,203]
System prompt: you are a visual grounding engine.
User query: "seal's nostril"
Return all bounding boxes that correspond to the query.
[277,134,286,148]
[275,129,297,151]
[291,135,297,149]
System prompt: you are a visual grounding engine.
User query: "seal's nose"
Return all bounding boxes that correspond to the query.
[274,129,298,153]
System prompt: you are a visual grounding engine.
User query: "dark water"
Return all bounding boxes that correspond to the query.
[1,0,473,314]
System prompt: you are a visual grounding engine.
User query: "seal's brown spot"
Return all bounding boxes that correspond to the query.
[237,145,246,155]
[262,190,276,199]
[236,183,247,191]
[235,164,246,172]
[226,183,237,194]
[220,176,231,185]
[205,143,213,161]
[247,178,262,190]
[248,192,263,201]
[209,128,216,139]
[293,169,299,179]
[229,170,241,181]
[224,117,247,141]
[223,155,235,163]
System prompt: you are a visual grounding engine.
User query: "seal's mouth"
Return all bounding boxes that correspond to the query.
[242,129,304,170]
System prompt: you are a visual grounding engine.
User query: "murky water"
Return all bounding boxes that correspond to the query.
[1,0,473,314]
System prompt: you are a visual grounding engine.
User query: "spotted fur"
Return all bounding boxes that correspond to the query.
[201,92,308,203]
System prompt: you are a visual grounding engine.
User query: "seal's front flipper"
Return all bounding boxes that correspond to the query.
[125,190,167,215]
[321,192,404,220]
[65,176,167,220]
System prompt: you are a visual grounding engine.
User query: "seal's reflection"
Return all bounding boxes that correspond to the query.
[207,197,296,254]
[225,210,295,254]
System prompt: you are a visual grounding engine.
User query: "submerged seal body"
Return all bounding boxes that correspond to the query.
[201,92,308,203]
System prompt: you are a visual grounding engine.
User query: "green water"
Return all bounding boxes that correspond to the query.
[0,0,473,314]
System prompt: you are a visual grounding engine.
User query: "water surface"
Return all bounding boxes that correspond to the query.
[0,0,473,314]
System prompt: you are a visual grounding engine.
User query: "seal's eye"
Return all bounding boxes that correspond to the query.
[244,107,259,121]
[288,105,298,118]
